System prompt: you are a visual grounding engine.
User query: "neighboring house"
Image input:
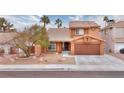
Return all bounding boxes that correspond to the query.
[101,21,124,53]
[0,32,18,54]
[47,21,105,55]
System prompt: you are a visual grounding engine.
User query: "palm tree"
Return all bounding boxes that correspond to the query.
[103,16,115,26]
[103,16,109,26]
[40,15,50,28]
[55,18,62,28]
[103,16,109,22]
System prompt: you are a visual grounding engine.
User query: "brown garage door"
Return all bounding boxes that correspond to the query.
[74,44,100,55]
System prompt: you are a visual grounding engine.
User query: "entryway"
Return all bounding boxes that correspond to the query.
[62,42,70,56]
[63,42,70,51]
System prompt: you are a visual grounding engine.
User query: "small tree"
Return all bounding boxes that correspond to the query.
[34,27,49,54]
[29,24,49,49]
[13,31,31,57]
[39,15,50,49]
[29,24,42,46]
[13,26,40,57]
[13,24,49,57]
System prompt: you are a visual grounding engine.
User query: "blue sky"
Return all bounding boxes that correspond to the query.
[0,15,123,31]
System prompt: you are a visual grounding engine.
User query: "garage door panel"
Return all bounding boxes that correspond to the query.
[74,44,100,55]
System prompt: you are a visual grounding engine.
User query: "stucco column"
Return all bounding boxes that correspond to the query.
[34,45,37,56]
[62,42,64,51]
[35,45,41,56]
[100,42,104,55]
[70,42,74,55]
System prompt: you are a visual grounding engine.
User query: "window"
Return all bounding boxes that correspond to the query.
[48,42,56,51]
[75,29,84,35]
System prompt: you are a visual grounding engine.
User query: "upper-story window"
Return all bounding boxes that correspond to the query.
[75,29,84,35]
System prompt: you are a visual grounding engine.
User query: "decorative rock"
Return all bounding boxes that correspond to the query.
[61,57,66,61]
[58,59,62,62]
[15,57,18,60]
[32,56,37,59]
[39,57,44,62]
[19,52,25,57]
[57,55,61,59]
[44,59,47,62]
[10,58,15,62]
[0,57,2,60]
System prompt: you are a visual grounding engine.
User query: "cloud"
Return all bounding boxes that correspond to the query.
[47,21,56,28]
[28,15,40,22]
[112,15,124,21]
[88,15,105,27]
[1,15,119,30]
[0,15,40,31]
[69,15,83,21]
[69,15,106,27]
[91,15,124,28]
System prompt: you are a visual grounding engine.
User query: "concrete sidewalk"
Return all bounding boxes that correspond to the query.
[0,64,124,71]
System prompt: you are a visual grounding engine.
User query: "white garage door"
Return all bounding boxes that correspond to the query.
[115,43,124,53]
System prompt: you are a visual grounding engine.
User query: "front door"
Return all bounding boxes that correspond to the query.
[64,42,70,51]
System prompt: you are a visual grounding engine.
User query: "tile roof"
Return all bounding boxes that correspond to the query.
[47,28,71,42]
[112,21,124,27]
[113,38,124,43]
[69,21,100,28]
[102,21,124,30]
[0,32,17,44]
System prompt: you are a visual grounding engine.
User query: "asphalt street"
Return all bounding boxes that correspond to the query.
[0,71,124,78]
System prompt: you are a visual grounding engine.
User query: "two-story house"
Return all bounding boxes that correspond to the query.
[46,21,105,55]
[101,21,124,53]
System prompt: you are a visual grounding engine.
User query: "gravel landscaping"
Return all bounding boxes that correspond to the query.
[0,53,75,65]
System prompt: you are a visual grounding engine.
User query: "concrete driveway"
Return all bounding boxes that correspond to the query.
[113,53,124,61]
[75,54,124,66]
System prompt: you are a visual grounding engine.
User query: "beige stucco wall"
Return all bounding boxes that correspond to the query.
[35,45,41,56]
[88,28,100,37]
